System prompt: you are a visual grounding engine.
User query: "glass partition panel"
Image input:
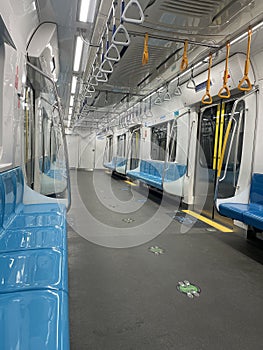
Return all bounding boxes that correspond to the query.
[26,63,70,209]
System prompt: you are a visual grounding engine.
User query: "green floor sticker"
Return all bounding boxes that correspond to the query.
[177,281,201,298]
[122,218,135,223]
[149,246,165,255]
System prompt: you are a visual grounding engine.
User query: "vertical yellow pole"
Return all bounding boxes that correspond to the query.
[218,102,225,168]
[213,104,220,170]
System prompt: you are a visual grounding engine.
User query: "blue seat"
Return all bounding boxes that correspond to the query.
[116,157,127,167]
[127,160,186,191]
[164,163,187,182]
[104,156,117,170]
[219,173,263,230]
[14,167,63,214]
[0,167,69,349]
[218,203,249,222]
[0,248,67,293]
[0,168,65,230]
[0,290,69,350]
[243,204,263,230]
[0,226,67,253]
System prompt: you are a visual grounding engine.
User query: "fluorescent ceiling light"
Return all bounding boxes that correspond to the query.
[71,76,77,93]
[69,107,73,115]
[79,0,96,23]
[73,36,84,72]
[70,95,74,106]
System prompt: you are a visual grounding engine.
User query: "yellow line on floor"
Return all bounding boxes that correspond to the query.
[105,170,112,174]
[182,210,233,233]
[124,180,138,186]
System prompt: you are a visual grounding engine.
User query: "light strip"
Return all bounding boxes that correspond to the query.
[73,36,84,72]
[71,76,77,94]
[79,0,96,22]
[70,95,74,107]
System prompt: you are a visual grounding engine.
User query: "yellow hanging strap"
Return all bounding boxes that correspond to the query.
[180,40,188,71]
[238,28,252,91]
[218,42,231,99]
[142,33,149,65]
[202,53,213,104]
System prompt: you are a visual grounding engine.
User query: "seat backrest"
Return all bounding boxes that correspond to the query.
[140,160,164,177]
[164,163,187,181]
[250,173,263,205]
[116,157,127,167]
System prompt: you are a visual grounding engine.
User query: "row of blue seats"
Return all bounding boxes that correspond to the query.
[39,156,65,180]
[104,156,127,171]
[0,167,69,349]
[219,173,263,231]
[127,160,186,190]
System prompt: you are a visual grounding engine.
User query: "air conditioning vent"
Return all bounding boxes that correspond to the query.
[160,0,220,17]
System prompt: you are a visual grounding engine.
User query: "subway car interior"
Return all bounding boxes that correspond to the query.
[1,0,263,349]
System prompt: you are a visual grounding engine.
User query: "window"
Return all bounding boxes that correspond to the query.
[151,123,167,161]
[130,129,140,170]
[168,120,177,162]
[117,134,126,157]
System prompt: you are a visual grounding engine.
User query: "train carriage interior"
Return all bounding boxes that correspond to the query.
[1,0,263,349]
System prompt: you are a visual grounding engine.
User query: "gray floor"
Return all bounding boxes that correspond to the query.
[68,170,263,350]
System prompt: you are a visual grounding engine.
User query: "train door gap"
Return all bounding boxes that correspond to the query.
[194,96,245,226]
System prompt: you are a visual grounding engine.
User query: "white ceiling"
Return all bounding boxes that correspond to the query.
[35,0,263,132]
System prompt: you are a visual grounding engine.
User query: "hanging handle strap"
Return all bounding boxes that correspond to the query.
[112,2,130,47]
[142,33,149,65]
[180,40,188,71]
[186,67,196,89]
[174,76,182,96]
[238,28,252,91]
[121,0,145,24]
[218,42,231,99]
[202,53,213,104]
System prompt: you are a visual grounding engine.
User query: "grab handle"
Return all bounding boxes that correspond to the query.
[186,67,196,90]
[238,28,252,91]
[174,77,182,96]
[202,53,213,105]
[142,33,149,65]
[180,40,188,71]
[112,24,130,46]
[218,42,231,99]
[100,59,113,73]
[121,0,145,24]
[105,43,120,62]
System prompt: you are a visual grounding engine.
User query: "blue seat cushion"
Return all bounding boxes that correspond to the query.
[243,204,263,230]
[127,170,163,190]
[0,248,68,293]
[0,226,67,253]
[7,211,64,230]
[218,203,249,221]
[0,290,69,350]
